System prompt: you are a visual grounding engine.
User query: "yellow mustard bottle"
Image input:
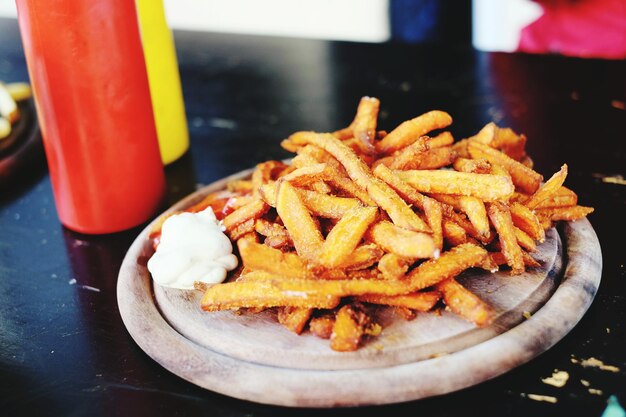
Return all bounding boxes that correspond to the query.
[136,0,189,165]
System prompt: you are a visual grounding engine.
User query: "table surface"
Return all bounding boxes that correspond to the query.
[0,17,624,417]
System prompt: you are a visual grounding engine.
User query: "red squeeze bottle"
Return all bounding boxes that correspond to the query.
[15,0,165,234]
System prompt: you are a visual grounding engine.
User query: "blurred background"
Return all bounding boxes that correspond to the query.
[0,0,623,58]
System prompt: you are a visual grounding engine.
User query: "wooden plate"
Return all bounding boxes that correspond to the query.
[117,168,602,407]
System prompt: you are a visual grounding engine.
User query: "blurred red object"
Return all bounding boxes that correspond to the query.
[518,0,626,59]
[16,0,166,234]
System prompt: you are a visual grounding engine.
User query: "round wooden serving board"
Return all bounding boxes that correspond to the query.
[117,169,602,407]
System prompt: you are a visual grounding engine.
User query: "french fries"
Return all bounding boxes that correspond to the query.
[0,81,31,140]
[396,170,514,201]
[151,97,594,352]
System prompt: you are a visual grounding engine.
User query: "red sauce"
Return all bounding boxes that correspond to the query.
[16,0,165,233]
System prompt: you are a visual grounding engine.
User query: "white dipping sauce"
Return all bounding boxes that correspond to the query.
[147,207,238,289]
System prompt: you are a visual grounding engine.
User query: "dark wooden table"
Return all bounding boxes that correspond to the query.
[0,17,624,417]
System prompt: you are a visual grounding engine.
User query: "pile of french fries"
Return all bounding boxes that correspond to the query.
[0,82,31,140]
[151,97,593,352]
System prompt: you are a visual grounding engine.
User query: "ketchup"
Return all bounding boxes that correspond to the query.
[15,0,165,233]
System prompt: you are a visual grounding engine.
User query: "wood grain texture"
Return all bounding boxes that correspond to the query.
[117,171,602,407]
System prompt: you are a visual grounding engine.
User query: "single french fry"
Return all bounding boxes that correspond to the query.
[468,122,497,145]
[351,96,380,155]
[296,188,363,219]
[254,218,292,242]
[238,239,312,279]
[335,243,384,271]
[279,163,330,186]
[493,126,527,161]
[263,234,292,249]
[452,138,471,158]
[525,164,568,209]
[428,131,454,148]
[357,291,441,311]
[442,219,469,246]
[406,243,489,291]
[514,226,537,252]
[453,157,492,174]
[227,218,256,241]
[469,123,528,161]
[531,186,578,208]
[468,140,542,194]
[373,136,429,170]
[522,251,541,268]
[408,146,458,170]
[489,251,540,268]
[372,163,427,207]
[223,195,256,212]
[436,278,495,326]
[201,279,342,311]
[375,110,453,155]
[222,198,269,232]
[277,307,313,334]
[311,179,332,194]
[258,182,278,207]
[330,304,370,352]
[441,207,492,245]
[367,221,437,259]
[309,313,335,339]
[275,181,324,262]
[431,194,490,238]
[423,197,444,250]
[287,132,427,232]
[458,197,489,238]
[396,170,514,201]
[377,253,410,280]
[318,206,379,268]
[487,202,524,274]
[510,202,545,242]
[535,205,594,221]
